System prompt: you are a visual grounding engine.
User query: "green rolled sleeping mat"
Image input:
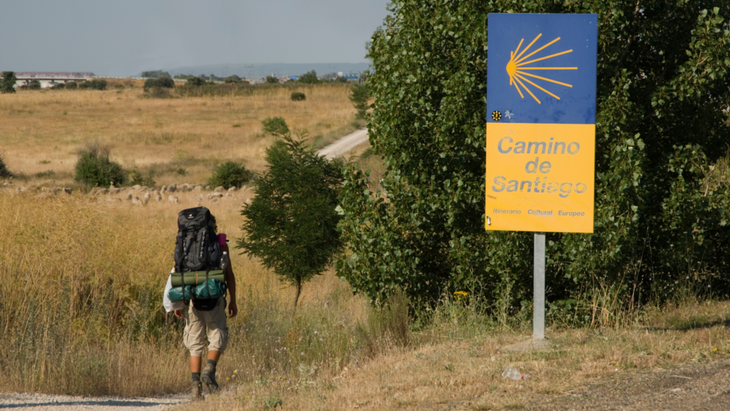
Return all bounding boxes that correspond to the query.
[170,270,225,287]
[168,279,227,302]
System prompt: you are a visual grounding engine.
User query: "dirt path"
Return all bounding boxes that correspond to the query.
[524,359,730,410]
[0,393,188,410]
[317,128,369,159]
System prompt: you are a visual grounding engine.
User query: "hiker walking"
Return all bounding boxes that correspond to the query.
[170,207,237,399]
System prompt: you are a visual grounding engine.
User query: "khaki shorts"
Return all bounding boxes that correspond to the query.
[183,297,229,356]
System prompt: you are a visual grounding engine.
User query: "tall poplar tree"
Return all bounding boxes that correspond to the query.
[337,0,730,308]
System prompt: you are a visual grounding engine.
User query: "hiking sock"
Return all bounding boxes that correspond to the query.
[192,372,201,382]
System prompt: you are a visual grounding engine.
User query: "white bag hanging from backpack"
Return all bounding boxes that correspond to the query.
[163,267,185,313]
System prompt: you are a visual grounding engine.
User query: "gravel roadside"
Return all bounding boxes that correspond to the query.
[0,393,189,410]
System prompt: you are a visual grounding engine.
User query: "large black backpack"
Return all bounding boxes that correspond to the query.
[174,207,223,311]
[174,207,222,274]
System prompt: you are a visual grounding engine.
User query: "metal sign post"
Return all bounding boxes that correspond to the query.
[533,233,545,340]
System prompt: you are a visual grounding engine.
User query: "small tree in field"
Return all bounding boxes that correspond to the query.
[74,142,127,188]
[1,72,16,93]
[261,116,289,136]
[238,134,344,309]
[265,75,279,84]
[297,70,319,84]
[186,77,206,86]
[349,83,369,118]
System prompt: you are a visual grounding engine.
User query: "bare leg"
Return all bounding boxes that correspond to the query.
[190,356,201,373]
[208,350,220,362]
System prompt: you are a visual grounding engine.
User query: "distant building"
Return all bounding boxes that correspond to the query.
[13,72,95,88]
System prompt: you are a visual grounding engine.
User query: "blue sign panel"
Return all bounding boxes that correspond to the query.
[487,14,597,124]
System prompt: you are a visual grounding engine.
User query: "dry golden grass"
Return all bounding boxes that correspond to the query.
[177,300,730,410]
[0,85,356,185]
[2,186,729,407]
[0,187,369,396]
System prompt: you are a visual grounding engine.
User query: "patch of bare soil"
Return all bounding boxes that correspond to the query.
[525,360,730,411]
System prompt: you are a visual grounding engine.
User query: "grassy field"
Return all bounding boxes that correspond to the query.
[1,85,729,410]
[0,84,358,187]
[2,184,728,407]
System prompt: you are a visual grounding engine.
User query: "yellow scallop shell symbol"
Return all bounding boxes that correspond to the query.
[506,34,577,104]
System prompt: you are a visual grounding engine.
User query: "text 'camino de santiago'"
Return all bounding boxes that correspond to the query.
[490,135,588,198]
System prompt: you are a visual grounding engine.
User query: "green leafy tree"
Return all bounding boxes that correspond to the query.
[349,83,369,118]
[208,161,254,189]
[290,92,306,101]
[186,77,206,86]
[79,79,107,90]
[261,116,290,136]
[144,76,174,89]
[337,1,730,308]
[141,70,171,78]
[1,72,16,93]
[297,70,319,84]
[0,153,13,178]
[266,75,280,84]
[224,75,242,84]
[73,143,127,188]
[238,134,344,309]
[28,80,41,90]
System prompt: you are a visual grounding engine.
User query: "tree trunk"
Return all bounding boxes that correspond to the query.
[293,278,302,312]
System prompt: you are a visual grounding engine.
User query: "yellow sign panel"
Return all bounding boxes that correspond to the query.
[485,123,595,233]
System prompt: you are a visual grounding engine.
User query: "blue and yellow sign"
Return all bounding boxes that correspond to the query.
[486,14,597,233]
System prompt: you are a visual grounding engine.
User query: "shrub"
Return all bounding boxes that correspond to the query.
[290,92,306,101]
[1,72,16,94]
[186,77,206,86]
[0,154,13,178]
[79,79,107,90]
[141,70,171,78]
[297,70,319,84]
[73,142,127,187]
[265,76,279,84]
[144,76,174,89]
[146,87,172,99]
[208,161,254,189]
[224,75,242,84]
[261,117,289,136]
[65,82,78,90]
[51,83,66,90]
[28,80,41,90]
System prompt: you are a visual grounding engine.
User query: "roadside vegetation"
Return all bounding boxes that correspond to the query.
[0,192,727,406]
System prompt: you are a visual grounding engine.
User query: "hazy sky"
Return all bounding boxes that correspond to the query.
[0,0,391,76]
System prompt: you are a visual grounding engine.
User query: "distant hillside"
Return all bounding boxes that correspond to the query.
[152,62,371,79]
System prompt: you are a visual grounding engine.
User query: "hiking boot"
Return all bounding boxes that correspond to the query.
[201,363,219,394]
[191,381,203,400]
